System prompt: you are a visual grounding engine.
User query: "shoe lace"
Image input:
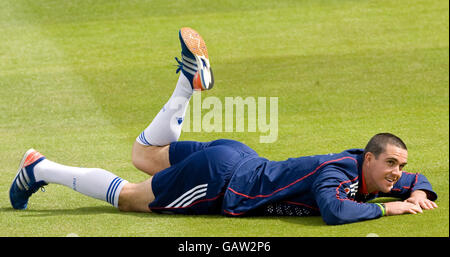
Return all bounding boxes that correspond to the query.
[175,57,183,74]
[27,183,47,196]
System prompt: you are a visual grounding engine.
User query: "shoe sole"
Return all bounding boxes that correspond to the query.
[180,27,214,90]
[179,27,209,59]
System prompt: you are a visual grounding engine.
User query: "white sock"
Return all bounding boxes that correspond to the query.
[34,159,128,208]
[136,73,193,146]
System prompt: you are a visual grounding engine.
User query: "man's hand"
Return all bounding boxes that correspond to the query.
[404,190,438,210]
[385,201,423,216]
[384,190,438,216]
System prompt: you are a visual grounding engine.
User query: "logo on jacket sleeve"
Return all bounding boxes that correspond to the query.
[344,181,359,198]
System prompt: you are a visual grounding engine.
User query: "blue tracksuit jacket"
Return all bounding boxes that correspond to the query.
[222,148,437,225]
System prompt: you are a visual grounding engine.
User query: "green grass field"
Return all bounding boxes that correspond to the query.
[0,0,448,237]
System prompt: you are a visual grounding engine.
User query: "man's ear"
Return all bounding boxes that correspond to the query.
[364,152,374,165]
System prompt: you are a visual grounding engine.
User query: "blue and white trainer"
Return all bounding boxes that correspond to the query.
[175,27,214,91]
[9,149,47,210]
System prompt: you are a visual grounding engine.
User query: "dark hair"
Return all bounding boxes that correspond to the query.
[363,133,407,158]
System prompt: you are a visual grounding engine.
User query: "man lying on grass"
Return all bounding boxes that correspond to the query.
[9,27,437,225]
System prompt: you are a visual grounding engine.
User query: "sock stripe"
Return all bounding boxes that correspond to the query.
[110,180,121,206]
[105,177,117,204]
[139,131,152,146]
[106,177,123,206]
[110,178,123,206]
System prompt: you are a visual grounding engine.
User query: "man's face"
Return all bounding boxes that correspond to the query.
[364,144,408,193]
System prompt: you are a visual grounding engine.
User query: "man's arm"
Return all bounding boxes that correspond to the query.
[383,200,424,216]
[379,171,438,200]
[312,169,438,224]
[403,189,438,210]
[382,191,438,216]
[313,169,384,225]
[378,171,438,213]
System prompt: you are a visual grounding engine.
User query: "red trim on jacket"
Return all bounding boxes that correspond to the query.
[227,156,358,199]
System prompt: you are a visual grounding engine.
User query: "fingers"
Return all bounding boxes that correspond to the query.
[406,200,438,215]
[403,198,438,210]
[408,203,423,214]
[430,201,438,208]
[419,200,431,210]
[385,200,437,216]
[419,199,438,210]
